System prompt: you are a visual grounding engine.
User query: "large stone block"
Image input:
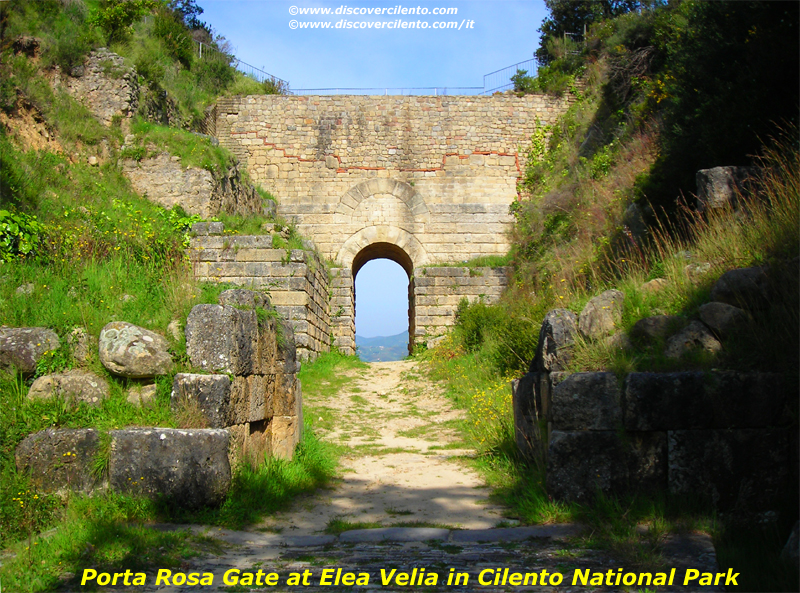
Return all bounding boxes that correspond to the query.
[531,309,578,372]
[624,371,789,431]
[578,290,625,340]
[668,429,790,511]
[27,370,109,407]
[109,428,230,508]
[710,266,770,310]
[551,372,622,431]
[171,373,232,428]
[15,429,101,494]
[0,327,61,375]
[512,372,546,459]
[185,303,259,375]
[547,430,667,502]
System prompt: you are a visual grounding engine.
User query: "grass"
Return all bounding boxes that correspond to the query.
[0,426,338,592]
[298,351,368,402]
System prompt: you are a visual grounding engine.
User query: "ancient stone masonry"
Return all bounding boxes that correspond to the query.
[53,48,138,126]
[190,223,331,361]
[513,268,798,516]
[189,222,511,356]
[215,94,574,263]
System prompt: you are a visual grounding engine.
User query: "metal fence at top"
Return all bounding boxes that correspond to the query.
[289,87,483,96]
[193,40,289,89]
[482,58,538,95]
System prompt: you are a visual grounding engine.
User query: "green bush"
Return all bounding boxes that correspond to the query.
[153,9,193,68]
[0,210,46,262]
[90,0,156,45]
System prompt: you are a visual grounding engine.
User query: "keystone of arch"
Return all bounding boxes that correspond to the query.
[335,179,429,218]
[336,225,428,276]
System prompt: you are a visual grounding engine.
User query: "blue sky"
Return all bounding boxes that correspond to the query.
[199,0,547,337]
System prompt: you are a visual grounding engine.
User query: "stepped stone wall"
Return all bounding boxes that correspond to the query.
[189,224,331,361]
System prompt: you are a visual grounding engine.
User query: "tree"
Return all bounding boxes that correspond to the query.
[537,0,644,64]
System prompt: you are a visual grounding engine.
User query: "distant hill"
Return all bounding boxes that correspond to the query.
[356,331,409,362]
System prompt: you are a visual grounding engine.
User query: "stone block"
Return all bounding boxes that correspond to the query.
[28,370,109,407]
[0,327,61,375]
[710,267,769,310]
[551,372,622,431]
[171,373,232,428]
[547,430,667,502]
[15,429,101,494]
[512,372,547,459]
[271,416,300,460]
[109,428,231,508]
[578,289,625,340]
[531,309,578,372]
[624,371,790,431]
[668,428,790,511]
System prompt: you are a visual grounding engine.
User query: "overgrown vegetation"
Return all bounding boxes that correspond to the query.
[423,2,798,591]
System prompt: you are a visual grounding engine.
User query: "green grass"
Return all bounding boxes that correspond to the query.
[298,351,368,401]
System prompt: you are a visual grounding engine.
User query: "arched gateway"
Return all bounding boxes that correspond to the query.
[193,93,574,358]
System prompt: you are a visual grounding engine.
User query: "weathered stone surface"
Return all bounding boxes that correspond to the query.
[271,416,300,460]
[698,302,749,338]
[547,431,667,502]
[624,371,789,431]
[531,309,578,372]
[0,327,61,374]
[127,384,157,407]
[696,166,758,211]
[15,429,101,494]
[218,288,271,309]
[28,369,109,407]
[99,322,173,378]
[512,372,546,459]
[664,320,722,359]
[710,266,769,310]
[668,429,789,511]
[171,374,232,428]
[781,521,799,567]
[55,48,138,126]
[631,315,684,341]
[578,289,625,340]
[603,332,633,351]
[109,428,230,508]
[122,154,261,219]
[551,372,622,431]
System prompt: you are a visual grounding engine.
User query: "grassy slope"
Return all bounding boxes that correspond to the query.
[0,4,333,591]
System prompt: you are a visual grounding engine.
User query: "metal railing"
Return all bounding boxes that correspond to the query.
[193,40,289,89]
[290,87,483,96]
[482,58,538,95]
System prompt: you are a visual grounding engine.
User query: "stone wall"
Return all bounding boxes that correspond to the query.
[413,266,511,346]
[214,94,574,268]
[121,153,263,219]
[189,223,331,361]
[54,48,138,126]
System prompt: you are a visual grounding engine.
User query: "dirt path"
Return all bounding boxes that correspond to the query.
[256,359,507,535]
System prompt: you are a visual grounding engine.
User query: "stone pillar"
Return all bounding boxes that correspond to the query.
[330,268,355,355]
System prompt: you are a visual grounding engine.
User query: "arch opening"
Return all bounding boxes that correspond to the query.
[352,242,415,359]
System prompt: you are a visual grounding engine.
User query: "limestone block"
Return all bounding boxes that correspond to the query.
[512,372,547,459]
[631,315,685,341]
[664,321,722,359]
[531,309,578,372]
[28,370,109,407]
[15,429,101,494]
[624,371,789,431]
[698,302,749,338]
[547,430,667,502]
[0,327,61,375]
[271,416,300,460]
[551,372,622,431]
[668,428,789,511]
[109,428,231,508]
[171,373,232,428]
[710,267,769,310]
[578,289,625,340]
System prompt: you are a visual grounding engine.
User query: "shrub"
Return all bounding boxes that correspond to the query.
[0,210,46,262]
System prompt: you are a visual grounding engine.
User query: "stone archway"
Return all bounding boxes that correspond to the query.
[334,229,427,357]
